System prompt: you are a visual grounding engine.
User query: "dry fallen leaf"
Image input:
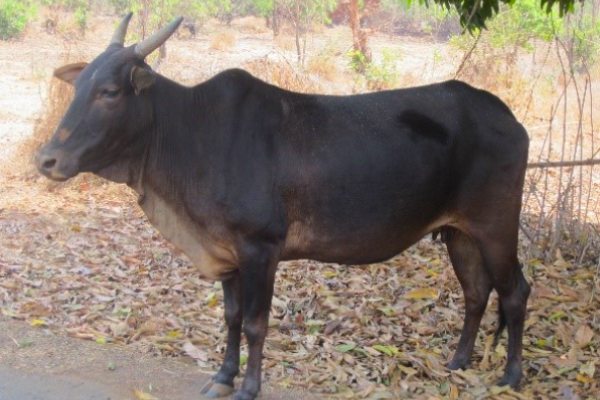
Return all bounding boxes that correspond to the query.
[29,319,47,327]
[574,325,594,348]
[183,341,209,367]
[404,287,438,300]
[133,389,159,400]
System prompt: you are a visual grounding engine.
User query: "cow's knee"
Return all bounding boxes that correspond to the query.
[244,316,268,345]
[464,293,488,315]
[497,270,530,309]
[224,302,242,328]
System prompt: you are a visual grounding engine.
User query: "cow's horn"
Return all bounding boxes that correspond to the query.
[134,16,183,58]
[110,12,133,46]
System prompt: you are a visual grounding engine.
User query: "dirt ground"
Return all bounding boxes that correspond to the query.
[0,317,309,400]
[0,12,599,400]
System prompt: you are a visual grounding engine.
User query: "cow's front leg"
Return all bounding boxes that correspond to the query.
[234,243,279,400]
[201,273,242,398]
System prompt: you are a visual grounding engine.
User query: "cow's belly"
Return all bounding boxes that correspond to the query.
[282,211,452,265]
[140,189,238,280]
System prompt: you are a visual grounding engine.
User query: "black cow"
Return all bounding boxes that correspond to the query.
[37,14,530,400]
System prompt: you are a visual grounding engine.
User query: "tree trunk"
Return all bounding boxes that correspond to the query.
[349,0,370,71]
[272,4,280,36]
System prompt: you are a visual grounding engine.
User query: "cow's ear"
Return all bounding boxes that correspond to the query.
[53,62,88,85]
[130,65,156,95]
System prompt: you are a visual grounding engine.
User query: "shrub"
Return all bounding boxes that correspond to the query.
[0,0,35,40]
[348,48,400,91]
[565,10,600,70]
[364,49,400,90]
[109,0,130,14]
[73,3,87,31]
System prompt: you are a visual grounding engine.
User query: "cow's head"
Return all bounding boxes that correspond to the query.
[36,13,182,181]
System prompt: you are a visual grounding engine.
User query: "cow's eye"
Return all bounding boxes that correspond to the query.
[100,87,120,99]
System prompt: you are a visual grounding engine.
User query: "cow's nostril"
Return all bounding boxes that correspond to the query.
[42,158,57,169]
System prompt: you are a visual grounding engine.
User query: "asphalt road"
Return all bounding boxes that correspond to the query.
[0,366,121,400]
[0,318,311,400]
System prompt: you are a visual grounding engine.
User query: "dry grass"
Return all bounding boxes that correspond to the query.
[456,43,532,115]
[306,53,340,82]
[274,34,297,52]
[209,30,236,52]
[396,71,419,88]
[244,58,322,93]
[5,77,73,179]
[230,16,270,35]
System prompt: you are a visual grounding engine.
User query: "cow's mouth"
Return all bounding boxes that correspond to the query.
[36,149,79,181]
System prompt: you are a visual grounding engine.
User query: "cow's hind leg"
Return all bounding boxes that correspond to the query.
[201,274,242,398]
[444,228,492,370]
[472,228,530,389]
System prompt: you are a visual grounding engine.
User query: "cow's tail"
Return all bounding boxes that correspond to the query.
[493,299,506,346]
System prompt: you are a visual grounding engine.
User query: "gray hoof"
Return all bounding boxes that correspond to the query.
[200,380,235,398]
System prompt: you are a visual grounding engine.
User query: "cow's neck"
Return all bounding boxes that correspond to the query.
[132,76,203,201]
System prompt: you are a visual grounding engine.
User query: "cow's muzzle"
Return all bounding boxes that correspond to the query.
[35,146,79,181]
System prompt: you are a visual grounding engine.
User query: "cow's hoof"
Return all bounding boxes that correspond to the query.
[200,381,234,398]
[447,357,469,370]
[497,371,522,390]
[232,389,258,400]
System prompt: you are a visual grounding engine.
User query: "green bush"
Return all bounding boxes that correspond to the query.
[74,4,86,31]
[0,0,35,40]
[39,0,89,32]
[449,0,600,69]
[365,49,400,90]
[109,0,130,14]
[450,0,561,52]
[565,11,600,70]
[380,0,460,39]
[348,48,400,90]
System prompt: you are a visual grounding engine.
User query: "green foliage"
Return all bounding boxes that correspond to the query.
[114,0,229,24]
[278,0,338,25]
[183,0,231,21]
[381,0,459,38]
[563,8,600,69]
[109,0,130,14]
[224,0,270,18]
[40,0,89,31]
[73,2,87,31]
[365,49,400,90]
[247,0,274,17]
[348,48,369,73]
[40,0,81,7]
[348,48,400,90]
[0,0,35,40]
[407,0,578,31]
[490,0,561,48]
[449,0,600,68]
